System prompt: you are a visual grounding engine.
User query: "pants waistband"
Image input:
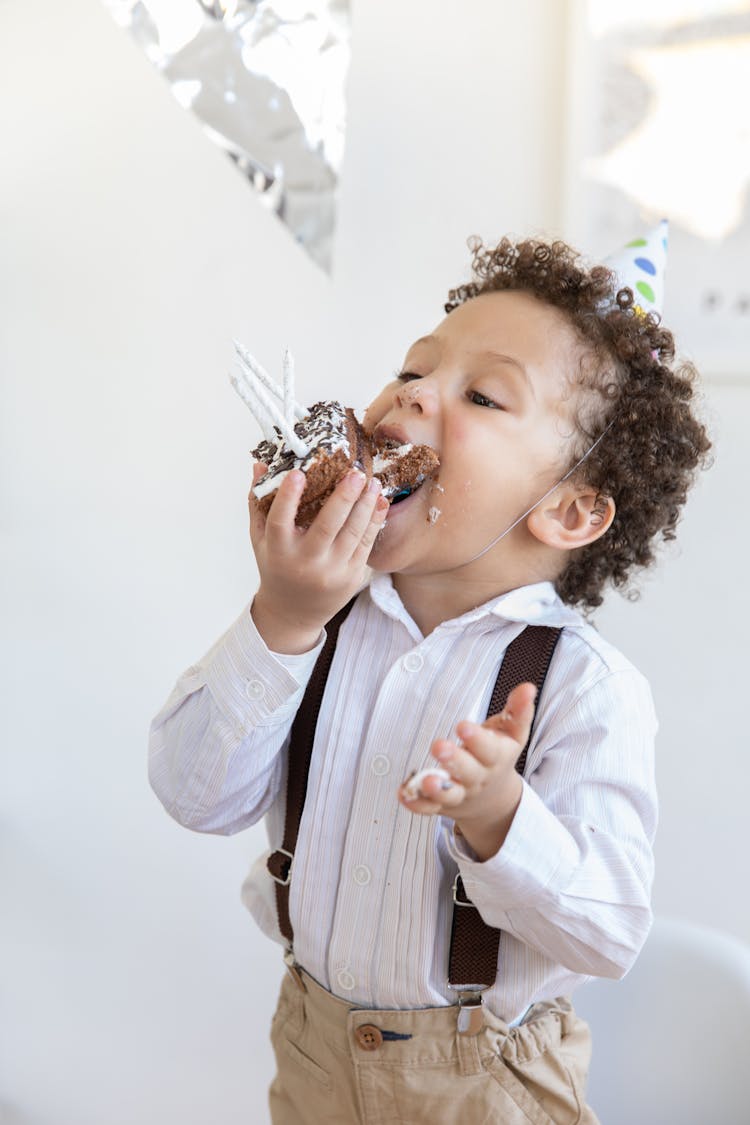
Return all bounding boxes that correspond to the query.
[281,960,576,1069]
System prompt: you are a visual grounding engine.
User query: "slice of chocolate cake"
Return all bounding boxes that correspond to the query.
[251,403,440,528]
[372,440,440,504]
[230,341,439,527]
[252,401,372,528]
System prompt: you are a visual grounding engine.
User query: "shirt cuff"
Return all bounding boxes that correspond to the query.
[205,603,326,729]
[447,781,580,910]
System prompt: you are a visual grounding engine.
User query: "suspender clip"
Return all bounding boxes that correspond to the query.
[267,847,294,886]
[453,989,487,1035]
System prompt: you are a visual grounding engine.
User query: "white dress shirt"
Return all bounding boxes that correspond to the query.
[149,574,657,1024]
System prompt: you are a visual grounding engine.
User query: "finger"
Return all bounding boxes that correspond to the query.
[263,469,306,542]
[402,766,451,800]
[305,469,367,548]
[414,771,467,808]
[249,499,266,547]
[248,461,269,542]
[397,779,465,816]
[452,688,539,778]
[351,495,389,565]
[340,479,388,560]
[332,476,383,557]
[432,738,487,786]
[398,788,444,816]
[481,683,538,744]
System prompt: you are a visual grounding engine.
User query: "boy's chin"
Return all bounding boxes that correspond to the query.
[366,531,396,571]
[365,484,442,570]
[366,519,413,572]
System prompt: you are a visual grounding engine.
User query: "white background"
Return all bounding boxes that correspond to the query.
[1,2,748,1123]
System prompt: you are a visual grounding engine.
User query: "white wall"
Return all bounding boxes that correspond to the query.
[1,2,746,1123]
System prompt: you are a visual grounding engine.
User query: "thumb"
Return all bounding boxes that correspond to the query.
[483,682,537,744]
[248,461,269,544]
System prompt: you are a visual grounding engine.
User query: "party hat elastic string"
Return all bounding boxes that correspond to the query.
[450,416,617,570]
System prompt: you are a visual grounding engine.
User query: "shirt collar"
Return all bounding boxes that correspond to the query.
[368,572,584,633]
[488,582,584,628]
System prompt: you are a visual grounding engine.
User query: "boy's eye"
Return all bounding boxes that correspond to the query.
[469,390,503,410]
[395,372,503,410]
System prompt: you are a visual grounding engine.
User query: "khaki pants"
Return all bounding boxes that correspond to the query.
[269,965,599,1124]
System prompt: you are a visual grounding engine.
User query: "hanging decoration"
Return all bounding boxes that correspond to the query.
[104,0,351,272]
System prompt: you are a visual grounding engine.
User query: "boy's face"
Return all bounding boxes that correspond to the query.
[363,289,585,579]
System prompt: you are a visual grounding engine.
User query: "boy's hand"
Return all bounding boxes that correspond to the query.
[398,682,537,861]
[249,462,388,654]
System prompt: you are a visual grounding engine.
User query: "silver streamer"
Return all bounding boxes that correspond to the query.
[104,0,351,271]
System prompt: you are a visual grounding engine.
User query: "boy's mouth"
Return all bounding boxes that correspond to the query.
[372,422,412,447]
[390,479,425,505]
[371,423,440,511]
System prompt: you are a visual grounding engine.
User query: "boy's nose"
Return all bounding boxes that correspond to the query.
[395,379,436,415]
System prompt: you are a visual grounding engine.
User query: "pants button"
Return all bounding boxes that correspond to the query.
[355,1024,383,1050]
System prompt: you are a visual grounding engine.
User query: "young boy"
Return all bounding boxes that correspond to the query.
[149,233,710,1124]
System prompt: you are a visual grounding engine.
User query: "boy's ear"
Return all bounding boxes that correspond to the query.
[526,484,615,550]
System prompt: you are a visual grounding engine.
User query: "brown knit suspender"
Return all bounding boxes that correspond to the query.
[265,597,356,943]
[447,623,562,990]
[266,601,562,991]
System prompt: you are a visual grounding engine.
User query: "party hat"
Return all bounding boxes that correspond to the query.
[602,219,669,318]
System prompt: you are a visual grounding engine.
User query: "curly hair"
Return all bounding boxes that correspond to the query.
[445,236,712,611]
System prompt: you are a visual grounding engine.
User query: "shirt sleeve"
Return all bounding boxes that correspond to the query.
[148,604,325,835]
[447,668,658,980]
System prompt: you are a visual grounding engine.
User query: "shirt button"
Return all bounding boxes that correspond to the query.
[355,1024,383,1051]
[371,754,390,776]
[402,652,424,672]
[337,969,355,992]
[234,721,248,739]
[245,679,265,701]
[353,864,371,886]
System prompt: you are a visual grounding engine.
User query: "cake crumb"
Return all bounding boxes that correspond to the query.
[427,506,442,525]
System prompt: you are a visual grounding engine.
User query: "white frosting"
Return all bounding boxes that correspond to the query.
[404,767,451,799]
[372,443,413,473]
[252,401,351,499]
[254,466,296,499]
[427,506,441,524]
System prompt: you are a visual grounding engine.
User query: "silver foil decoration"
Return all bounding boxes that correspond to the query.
[104,0,351,271]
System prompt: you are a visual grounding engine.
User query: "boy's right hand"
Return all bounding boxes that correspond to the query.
[249,463,388,654]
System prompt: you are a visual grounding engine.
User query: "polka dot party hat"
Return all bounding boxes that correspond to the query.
[603,219,669,318]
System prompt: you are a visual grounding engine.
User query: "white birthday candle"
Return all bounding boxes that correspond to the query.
[229,372,278,444]
[283,347,295,427]
[240,363,310,459]
[233,339,306,421]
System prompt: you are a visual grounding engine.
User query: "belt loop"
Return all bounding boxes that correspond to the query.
[455,999,484,1076]
[452,987,485,1076]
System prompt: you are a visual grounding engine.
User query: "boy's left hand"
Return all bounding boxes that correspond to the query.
[397,682,537,861]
